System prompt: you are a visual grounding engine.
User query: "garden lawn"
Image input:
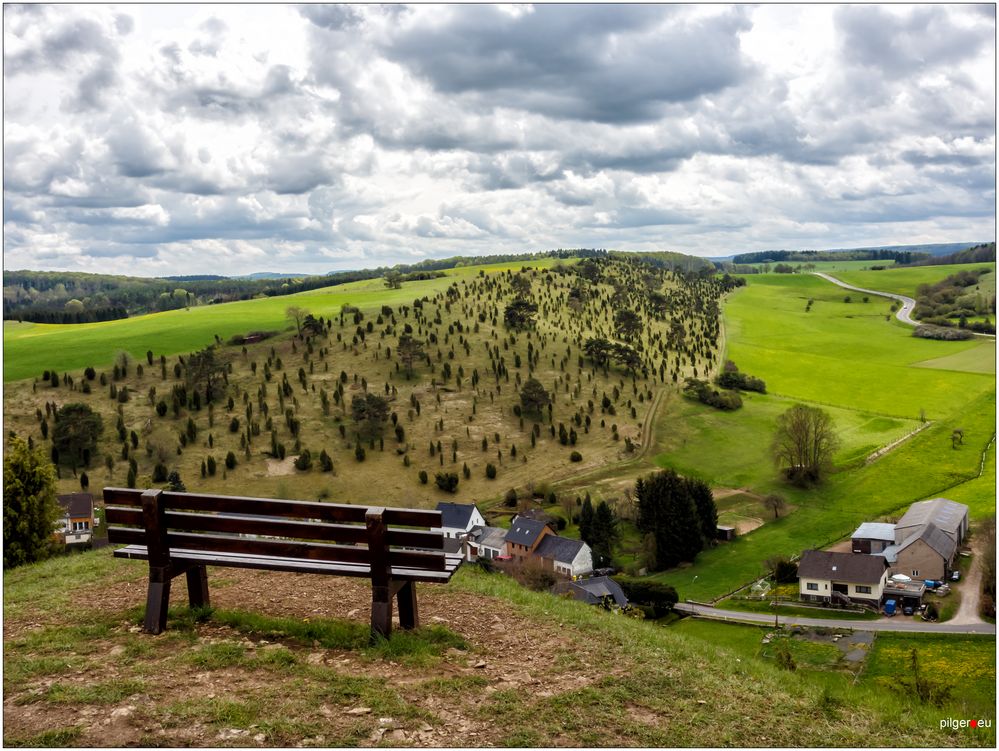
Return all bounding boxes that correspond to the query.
[3,258,566,383]
[722,274,993,419]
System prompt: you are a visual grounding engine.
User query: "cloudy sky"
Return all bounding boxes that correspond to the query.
[3,3,995,277]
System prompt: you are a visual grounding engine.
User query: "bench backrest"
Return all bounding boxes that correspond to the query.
[104,487,448,573]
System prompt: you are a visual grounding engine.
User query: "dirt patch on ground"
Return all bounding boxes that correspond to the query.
[265,457,297,476]
[826,539,854,554]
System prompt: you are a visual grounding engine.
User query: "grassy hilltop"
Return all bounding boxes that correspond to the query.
[3,547,992,747]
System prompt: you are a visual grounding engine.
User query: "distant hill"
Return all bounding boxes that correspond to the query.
[711,242,991,263]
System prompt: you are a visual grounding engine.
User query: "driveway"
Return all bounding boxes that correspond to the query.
[674,602,996,635]
[950,538,987,627]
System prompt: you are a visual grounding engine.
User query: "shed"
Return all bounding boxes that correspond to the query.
[716,525,736,541]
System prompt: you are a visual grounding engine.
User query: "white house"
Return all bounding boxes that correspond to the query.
[533,535,594,578]
[797,549,888,607]
[433,502,486,540]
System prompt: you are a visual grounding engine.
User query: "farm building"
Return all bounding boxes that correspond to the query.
[798,550,888,607]
[716,525,736,542]
[851,522,895,554]
[894,498,968,547]
[880,522,957,581]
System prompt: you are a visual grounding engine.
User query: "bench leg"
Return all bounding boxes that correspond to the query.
[186,565,210,609]
[144,572,171,635]
[396,581,419,630]
[370,585,393,641]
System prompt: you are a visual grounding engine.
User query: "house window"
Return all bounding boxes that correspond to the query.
[806,582,818,591]
[72,521,90,532]
[856,585,871,594]
[911,570,919,577]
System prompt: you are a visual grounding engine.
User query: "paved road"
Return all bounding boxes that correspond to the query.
[812,272,918,325]
[675,602,996,634]
[813,271,996,338]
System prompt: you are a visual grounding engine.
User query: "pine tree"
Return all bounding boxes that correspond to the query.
[686,476,718,545]
[579,495,594,545]
[4,436,60,569]
[590,500,618,567]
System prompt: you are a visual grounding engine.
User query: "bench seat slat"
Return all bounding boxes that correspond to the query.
[106,507,443,550]
[107,529,449,571]
[112,545,460,583]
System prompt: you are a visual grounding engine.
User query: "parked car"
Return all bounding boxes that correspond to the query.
[950,570,961,582]
[902,605,914,616]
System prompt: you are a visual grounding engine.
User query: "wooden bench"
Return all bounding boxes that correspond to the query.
[104,488,462,639]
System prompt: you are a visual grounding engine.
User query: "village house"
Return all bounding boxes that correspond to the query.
[433,502,486,540]
[797,549,888,608]
[54,493,94,547]
[504,516,555,562]
[554,576,629,608]
[467,526,508,560]
[534,535,593,578]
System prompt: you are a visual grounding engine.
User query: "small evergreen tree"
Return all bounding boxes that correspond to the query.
[3,437,60,569]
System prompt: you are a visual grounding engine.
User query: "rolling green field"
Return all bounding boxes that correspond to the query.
[3,259,568,383]
[913,340,996,375]
[722,274,994,419]
[655,390,919,491]
[834,262,996,299]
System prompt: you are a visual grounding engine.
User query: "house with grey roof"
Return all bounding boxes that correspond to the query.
[534,535,593,578]
[554,576,628,608]
[851,522,895,554]
[433,502,486,540]
[894,498,968,547]
[467,525,508,560]
[504,516,554,562]
[798,549,888,607]
[880,521,958,581]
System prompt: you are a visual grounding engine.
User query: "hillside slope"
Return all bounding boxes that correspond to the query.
[3,549,983,747]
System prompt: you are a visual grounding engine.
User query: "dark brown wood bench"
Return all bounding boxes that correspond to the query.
[104,488,462,639]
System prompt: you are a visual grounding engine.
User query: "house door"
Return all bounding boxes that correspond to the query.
[832,583,848,595]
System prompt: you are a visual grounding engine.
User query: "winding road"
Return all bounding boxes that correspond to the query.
[674,602,995,634]
[812,272,918,325]
[814,271,996,338]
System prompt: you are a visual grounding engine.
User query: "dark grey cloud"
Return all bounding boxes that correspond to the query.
[836,5,992,78]
[378,5,753,124]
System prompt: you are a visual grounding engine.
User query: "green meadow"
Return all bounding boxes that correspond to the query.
[673,619,996,730]
[3,259,566,383]
[722,274,993,419]
[650,271,995,601]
